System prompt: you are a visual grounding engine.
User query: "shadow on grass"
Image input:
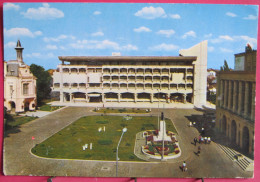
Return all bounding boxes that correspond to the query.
[4,125,22,138]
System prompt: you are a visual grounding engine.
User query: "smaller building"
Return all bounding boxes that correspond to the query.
[207,68,218,94]
[4,40,37,113]
[216,45,256,156]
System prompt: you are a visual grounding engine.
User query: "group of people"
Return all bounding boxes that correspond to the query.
[193,136,211,146]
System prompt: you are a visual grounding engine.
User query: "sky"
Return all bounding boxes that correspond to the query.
[3,3,259,70]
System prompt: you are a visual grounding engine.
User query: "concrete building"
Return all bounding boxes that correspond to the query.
[4,40,37,113]
[52,41,207,108]
[216,45,256,156]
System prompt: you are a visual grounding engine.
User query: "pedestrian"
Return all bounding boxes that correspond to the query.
[208,137,211,144]
[193,137,197,146]
[201,127,205,135]
[204,137,207,144]
[198,135,201,143]
[201,137,204,144]
[197,146,201,156]
[182,161,187,172]
[189,122,192,127]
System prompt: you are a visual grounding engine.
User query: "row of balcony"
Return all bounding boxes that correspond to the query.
[57,68,194,74]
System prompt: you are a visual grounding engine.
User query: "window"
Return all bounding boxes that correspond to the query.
[23,83,29,95]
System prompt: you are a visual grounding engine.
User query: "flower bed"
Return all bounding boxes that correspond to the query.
[141,130,181,160]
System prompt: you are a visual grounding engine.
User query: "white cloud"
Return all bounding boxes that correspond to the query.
[4,41,16,48]
[4,28,42,38]
[210,35,256,47]
[70,39,137,51]
[220,48,233,53]
[243,15,257,20]
[236,35,257,48]
[149,43,179,51]
[204,33,213,39]
[4,3,20,11]
[46,45,58,50]
[121,44,138,51]
[43,34,75,42]
[25,52,54,58]
[22,3,64,20]
[25,53,42,58]
[133,26,151,33]
[91,31,104,37]
[182,31,196,39]
[210,35,234,43]
[156,29,175,37]
[169,14,181,19]
[208,46,215,52]
[134,6,167,19]
[226,12,237,17]
[219,35,233,41]
[93,11,101,15]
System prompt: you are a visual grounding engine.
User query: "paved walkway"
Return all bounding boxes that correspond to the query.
[3,107,253,178]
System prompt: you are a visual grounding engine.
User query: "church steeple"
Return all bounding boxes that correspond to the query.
[15,40,24,63]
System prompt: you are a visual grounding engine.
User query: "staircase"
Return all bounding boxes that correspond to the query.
[217,144,254,171]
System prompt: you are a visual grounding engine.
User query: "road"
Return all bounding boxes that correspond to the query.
[3,107,253,178]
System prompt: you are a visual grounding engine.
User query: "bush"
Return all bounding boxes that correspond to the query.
[96,120,108,124]
[129,154,135,159]
[121,123,127,127]
[125,143,131,146]
[98,140,113,145]
[85,154,92,158]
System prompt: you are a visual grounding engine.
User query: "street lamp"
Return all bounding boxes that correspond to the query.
[116,127,127,177]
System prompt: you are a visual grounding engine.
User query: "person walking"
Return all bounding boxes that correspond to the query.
[197,145,201,156]
[193,137,197,146]
[182,161,187,172]
[198,135,202,144]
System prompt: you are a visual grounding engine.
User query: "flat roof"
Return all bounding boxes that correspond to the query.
[58,56,197,62]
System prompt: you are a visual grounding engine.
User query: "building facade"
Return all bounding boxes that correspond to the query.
[4,40,37,113]
[52,41,207,108]
[216,45,256,156]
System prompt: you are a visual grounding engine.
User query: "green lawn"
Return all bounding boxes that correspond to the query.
[31,115,177,161]
[94,108,150,114]
[38,104,63,112]
[7,116,37,127]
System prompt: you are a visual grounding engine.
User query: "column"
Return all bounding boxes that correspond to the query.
[228,80,232,110]
[251,83,256,121]
[238,81,243,114]
[224,80,228,108]
[219,80,223,107]
[232,81,238,113]
[60,92,64,103]
[167,93,170,103]
[183,94,187,104]
[134,93,137,103]
[249,131,253,155]
[118,93,121,103]
[85,93,89,102]
[70,93,72,103]
[102,93,105,103]
[150,93,153,103]
[244,82,249,118]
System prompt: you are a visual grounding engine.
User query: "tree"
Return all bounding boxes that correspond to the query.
[220,60,231,71]
[30,64,52,105]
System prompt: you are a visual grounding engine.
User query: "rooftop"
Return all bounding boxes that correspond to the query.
[58,56,197,62]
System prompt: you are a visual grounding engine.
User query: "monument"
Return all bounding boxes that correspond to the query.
[153,112,172,142]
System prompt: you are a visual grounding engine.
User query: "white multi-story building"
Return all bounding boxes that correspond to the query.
[52,41,207,108]
[4,40,37,113]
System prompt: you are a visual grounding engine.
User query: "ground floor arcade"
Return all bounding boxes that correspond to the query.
[216,107,254,156]
[57,91,193,104]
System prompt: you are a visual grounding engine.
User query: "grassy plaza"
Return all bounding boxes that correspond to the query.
[31,115,177,161]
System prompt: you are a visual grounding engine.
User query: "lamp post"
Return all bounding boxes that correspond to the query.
[116,127,127,177]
